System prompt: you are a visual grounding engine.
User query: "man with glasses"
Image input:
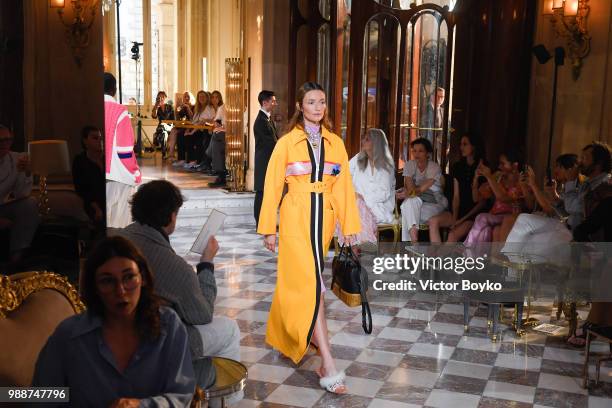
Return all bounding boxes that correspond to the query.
[0,124,40,265]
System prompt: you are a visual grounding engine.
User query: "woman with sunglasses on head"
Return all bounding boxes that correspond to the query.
[32,236,196,407]
[258,82,360,394]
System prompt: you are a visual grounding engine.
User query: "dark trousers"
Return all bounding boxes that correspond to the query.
[254,191,263,227]
[210,131,226,179]
[200,131,212,169]
[176,129,186,161]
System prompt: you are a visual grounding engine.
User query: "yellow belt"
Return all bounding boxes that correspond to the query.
[288,181,332,194]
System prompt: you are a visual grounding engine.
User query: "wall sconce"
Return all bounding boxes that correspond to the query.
[50,0,99,66]
[542,0,590,80]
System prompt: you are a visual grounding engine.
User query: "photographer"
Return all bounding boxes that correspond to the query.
[151,91,174,157]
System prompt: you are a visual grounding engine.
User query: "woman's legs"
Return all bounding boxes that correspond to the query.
[312,293,346,393]
[497,213,519,242]
[447,220,473,242]
[401,197,423,241]
[166,128,178,160]
[428,211,454,243]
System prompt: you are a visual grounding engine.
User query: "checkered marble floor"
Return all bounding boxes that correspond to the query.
[170,224,612,408]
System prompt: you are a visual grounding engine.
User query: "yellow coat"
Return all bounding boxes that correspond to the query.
[257,126,361,364]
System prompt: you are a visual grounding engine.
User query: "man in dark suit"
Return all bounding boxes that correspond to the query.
[254,90,278,226]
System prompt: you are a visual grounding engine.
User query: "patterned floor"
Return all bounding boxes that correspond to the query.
[169,224,612,408]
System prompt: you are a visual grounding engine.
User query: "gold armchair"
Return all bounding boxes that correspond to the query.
[0,272,84,386]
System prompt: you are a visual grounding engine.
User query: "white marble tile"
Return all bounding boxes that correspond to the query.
[407,343,455,360]
[368,399,420,408]
[326,319,349,333]
[483,381,536,404]
[589,396,612,408]
[457,336,502,353]
[246,283,277,292]
[441,360,493,380]
[468,316,489,328]
[351,314,394,327]
[235,309,269,322]
[247,363,295,383]
[215,298,260,309]
[387,367,440,388]
[264,384,324,407]
[216,286,242,297]
[356,349,405,367]
[537,372,588,395]
[396,308,437,321]
[494,353,542,371]
[299,356,353,372]
[330,332,375,348]
[343,376,384,398]
[425,389,481,408]
[438,303,476,316]
[426,322,466,336]
[377,327,422,343]
[239,346,271,363]
[232,399,261,408]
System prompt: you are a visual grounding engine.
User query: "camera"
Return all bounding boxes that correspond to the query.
[131,42,143,61]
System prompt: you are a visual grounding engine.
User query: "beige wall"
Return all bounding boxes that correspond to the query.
[527,0,612,179]
[207,0,242,93]
[23,0,104,159]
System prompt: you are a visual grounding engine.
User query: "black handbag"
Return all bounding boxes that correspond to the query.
[331,244,373,334]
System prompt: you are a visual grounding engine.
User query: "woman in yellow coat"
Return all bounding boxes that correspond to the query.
[258,82,361,394]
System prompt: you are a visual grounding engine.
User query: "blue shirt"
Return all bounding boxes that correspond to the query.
[32,307,196,407]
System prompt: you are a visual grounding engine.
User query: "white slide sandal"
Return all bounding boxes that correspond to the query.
[319,370,347,394]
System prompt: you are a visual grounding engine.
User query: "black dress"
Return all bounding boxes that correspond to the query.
[72,152,105,226]
[450,160,479,219]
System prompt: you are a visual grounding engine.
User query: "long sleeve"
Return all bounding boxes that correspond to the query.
[333,146,361,235]
[257,138,288,235]
[12,170,33,200]
[139,312,196,408]
[116,113,142,184]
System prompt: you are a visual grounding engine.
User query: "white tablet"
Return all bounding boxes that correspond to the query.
[190,209,227,254]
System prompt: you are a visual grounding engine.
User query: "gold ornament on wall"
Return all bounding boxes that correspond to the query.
[225,58,246,192]
[50,0,99,67]
[542,0,591,80]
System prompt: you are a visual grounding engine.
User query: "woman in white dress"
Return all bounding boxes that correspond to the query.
[337,128,395,244]
[400,137,448,241]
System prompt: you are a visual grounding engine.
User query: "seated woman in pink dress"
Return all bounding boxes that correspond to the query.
[464,151,532,244]
[337,128,395,245]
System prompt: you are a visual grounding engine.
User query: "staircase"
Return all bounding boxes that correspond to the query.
[176,189,255,228]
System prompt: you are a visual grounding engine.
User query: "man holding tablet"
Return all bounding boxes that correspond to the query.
[115,180,240,362]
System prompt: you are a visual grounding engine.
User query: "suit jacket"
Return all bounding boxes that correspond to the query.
[254,110,278,191]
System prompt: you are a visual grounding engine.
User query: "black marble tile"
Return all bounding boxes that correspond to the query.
[399,355,447,373]
[539,359,584,378]
[341,322,383,336]
[387,317,429,331]
[244,379,280,400]
[498,343,545,358]
[417,331,462,347]
[534,388,588,407]
[369,304,400,316]
[345,361,393,381]
[478,396,533,408]
[258,350,295,368]
[259,402,301,408]
[368,338,413,354]
[488,366,540,387]
[234,290,271,300]
[329,344,363,360]
[312,393,372,408]
[404,300,438,311]
[432,312,466,325]
[376,382,432,405]
[240,333,269,348]
[326,309,359,321]
[451,348,498,365]
[283,369,322,389]
[252,301,273,311]
[587,380,612,398]
[434,373,488,395]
